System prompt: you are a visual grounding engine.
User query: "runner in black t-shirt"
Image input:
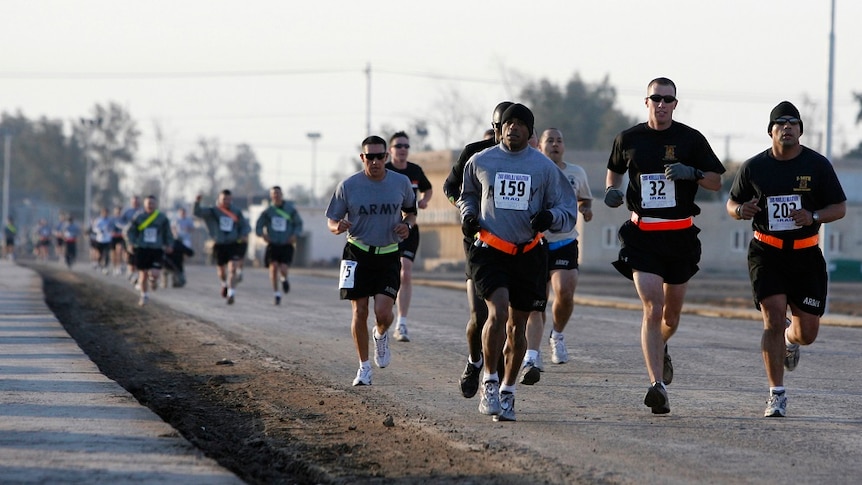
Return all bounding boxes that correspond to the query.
[605,77,726,415]
[385,131,432,343]
[727,100,846,418]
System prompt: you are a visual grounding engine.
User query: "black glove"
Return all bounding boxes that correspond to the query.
[604,187,624,208]
[530,210,554,233]
[461,215,481,238]
[663,163,700,181]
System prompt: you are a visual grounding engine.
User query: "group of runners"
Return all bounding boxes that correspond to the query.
[326,76,847,422]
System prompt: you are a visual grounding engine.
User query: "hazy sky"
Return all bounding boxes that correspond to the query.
[2,0,860,199]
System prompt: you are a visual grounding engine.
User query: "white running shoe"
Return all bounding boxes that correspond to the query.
[550,334,569,364]
[393,323,410,342]
[373,330,391,368]
[764,392,787,417]
[493,391,516,422]
[352,367,372,386]
[478,380,501,415]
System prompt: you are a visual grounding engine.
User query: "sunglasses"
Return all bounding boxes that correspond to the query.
[393,143,410,149]
[647,94,677,103]
[363,152,387,161]
[773,117,800,126]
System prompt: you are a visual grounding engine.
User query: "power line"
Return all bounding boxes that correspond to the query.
[0,68,357,80]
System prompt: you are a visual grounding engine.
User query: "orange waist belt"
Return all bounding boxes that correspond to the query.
[630,213,693,231]
[754,231,819,250]
[477,229,542,255]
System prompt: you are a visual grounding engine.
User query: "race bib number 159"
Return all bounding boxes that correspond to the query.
[494,172,531,210]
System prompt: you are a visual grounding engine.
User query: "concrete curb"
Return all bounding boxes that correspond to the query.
[0,260,243,484]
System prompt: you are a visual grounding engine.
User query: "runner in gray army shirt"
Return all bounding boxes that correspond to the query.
[326,135,417,387]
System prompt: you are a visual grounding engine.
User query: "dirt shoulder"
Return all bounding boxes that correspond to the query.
[33,264,567,485]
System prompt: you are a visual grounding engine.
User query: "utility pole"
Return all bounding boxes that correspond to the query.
[365,62,371,137]
[2,131,11,230]
[306,132,322,204]
[80,118,102,229]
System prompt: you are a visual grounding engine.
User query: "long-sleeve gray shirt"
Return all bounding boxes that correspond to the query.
[459,144,578,244]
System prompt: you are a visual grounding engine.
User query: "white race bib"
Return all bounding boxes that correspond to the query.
[640,173,676,209]
[272,217,287,232]
[339,260,358,289]
[219,216,235,232]
[143,227,158,244]
[767,194,802,231]
[494,172,531,210]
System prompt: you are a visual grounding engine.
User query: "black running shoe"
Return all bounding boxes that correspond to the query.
[663,344,674,385]
[460,362,481,398]
[644,383,670,414]
[282,279,290,294]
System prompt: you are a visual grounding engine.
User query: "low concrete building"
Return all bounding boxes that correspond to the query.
[276,150,862,282]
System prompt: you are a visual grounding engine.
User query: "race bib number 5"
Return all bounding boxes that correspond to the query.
[640,173,676,209]
[767,194,802,231]
[494,172,531,210]
[339,260,358,289]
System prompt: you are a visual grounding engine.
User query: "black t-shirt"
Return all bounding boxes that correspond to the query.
[443,138,496,203]
[385,161,432,210]
[729,146,846,239]
[607,121,725,219]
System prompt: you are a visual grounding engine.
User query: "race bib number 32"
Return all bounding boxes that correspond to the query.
[640,173,676,209]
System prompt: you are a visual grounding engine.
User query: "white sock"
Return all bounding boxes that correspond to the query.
[360,360,371,371]
[469,355,484,367]
[275,291,282,298]
[525,349,539,363]
[227,288,235,297]
[770,386,785,395]
[784,329,794,346]
[397,316,407,326]
[500,384,516,394]
[551,330,564,339]
[483,372,498,383]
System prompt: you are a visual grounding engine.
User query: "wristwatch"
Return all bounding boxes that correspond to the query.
[405,222,413,230]
[695,169,705,180]
[812,211,820,223]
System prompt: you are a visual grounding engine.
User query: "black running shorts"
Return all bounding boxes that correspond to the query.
[468,241,548,312]
[398,225,420,261]
[748,239,827,316]
[547,239,579,272]
[612,221,701,285]
[339,243,401,301]
[134,247,164,271]
[265,243,295,266]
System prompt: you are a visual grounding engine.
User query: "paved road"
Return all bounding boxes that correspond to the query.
[0,260,243,484]
[74,262,862,484]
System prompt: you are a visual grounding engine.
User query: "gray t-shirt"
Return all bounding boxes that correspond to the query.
[326,169,416,247]
[459,144,578,244]
[545,161,592,243]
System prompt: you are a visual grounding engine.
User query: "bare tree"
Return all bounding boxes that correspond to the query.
[424,86,485,149]
[75,102,140,211]
[225,143,265,201]
[184,137,224,200]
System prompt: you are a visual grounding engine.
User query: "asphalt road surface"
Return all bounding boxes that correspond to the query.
[60,263,862,484]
